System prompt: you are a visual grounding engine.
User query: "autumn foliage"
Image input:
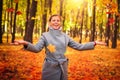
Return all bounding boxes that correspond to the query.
[0,43,120,80]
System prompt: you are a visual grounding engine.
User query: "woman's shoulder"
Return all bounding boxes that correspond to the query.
[42,32,49,35]
[61,32,70,38]
[41,32,52,38]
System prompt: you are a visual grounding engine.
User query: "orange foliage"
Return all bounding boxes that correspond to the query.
[16,11,22,15]
[0,44,120,80]
[6,8,14,12]
[14,0,19,3]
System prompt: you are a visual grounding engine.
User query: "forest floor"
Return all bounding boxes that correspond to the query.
[0,38,120,80]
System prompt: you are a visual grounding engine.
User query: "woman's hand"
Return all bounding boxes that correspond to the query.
[95,41,107,46]
[10,40,28,46]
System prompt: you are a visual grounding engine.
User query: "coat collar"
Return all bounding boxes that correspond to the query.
[48,26,62,36]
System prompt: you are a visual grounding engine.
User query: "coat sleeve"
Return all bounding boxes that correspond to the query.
[24,35,45,53]
[67,36,95,50]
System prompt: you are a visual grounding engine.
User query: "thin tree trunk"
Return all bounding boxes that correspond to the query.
[11,2,18,43]
[0,0,3,43]
[60,0,64,16]
[91,0,96,41]
[10,0,13,35]
[73,9,79,38]
[24,0,30,41]
[99,10,104,41]
[111,0,120,48]
[41,0,47,33]
[48,0,52,15]
[112,15,118,48]
[7,10,9,43]
[105,14,111,46]
[79,8,84,43]
[85,6,88,41]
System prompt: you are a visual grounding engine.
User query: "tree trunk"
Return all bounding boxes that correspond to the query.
[48,0,52,15]
[99,23,103,41]
[91,0,96,41]
[24,0,37,43]
[11,2,18,43]
[111,15,118,48]
[99,10,104,41]
[24,0,30,41]
[41,0,47,33]
[60,0,64,16]
[111,0,120,48]
[10,0,13,35]
[79,8,84,43]
[85,6,88,41]
[73,9,80,38]
[105,13,111,46]
[0,0,3,43]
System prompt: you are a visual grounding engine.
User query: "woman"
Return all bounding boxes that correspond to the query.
[12,14,106,80]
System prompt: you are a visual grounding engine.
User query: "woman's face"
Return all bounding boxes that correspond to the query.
[49,16,61,30]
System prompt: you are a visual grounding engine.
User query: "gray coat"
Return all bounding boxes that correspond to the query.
[25,27,95,80]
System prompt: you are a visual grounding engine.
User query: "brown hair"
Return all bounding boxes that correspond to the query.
[49,14,61,22]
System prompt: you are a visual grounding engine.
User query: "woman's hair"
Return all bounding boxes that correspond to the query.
[49,14,61,22]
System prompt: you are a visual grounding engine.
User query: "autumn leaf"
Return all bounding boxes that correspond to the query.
[6,8,14,12]
[47,44,56,53]
[0,40,120,80]
[109,18,114,24]
[106,12,111,14]
[16,11,22,15]
[14,0,19,3]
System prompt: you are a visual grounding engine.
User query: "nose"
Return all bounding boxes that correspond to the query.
[55,20,58,23]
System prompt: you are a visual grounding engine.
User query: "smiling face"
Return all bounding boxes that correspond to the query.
[49,15,61,30]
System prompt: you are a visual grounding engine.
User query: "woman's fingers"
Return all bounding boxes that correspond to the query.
[13,40,28,45]
[10,40,22,45]
[10,42,19,45]
[95,41,107,46]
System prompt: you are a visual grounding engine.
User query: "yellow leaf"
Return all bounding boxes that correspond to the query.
[31,17,35,20]
[47,44,56,53]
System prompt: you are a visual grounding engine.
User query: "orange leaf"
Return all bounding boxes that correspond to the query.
[16,11,22,15]
[6,8,14,12]
[106,12,111,14]
[47,44,56,53]
[14,0,19,3]
[109,18,114,24]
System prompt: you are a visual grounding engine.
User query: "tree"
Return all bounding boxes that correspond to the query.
[73,9,80,38]
[11,2,18,42]
[24,0,37,43]
[48,0,52,15]
[105,14,111,46]
[24,0,30,41]
[79,7,85,43]
[111,0,120,48]
[10,0,14,38]
[59,0,64,16]
[90,0,96,41]
[41,0,48,33]
[0,0,3,43]
[105,0,112,46]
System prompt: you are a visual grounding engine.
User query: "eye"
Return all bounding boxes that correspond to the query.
[57,20,60,22]
[51,19,55,22]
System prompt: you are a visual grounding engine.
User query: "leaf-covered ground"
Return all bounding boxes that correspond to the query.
[0,43,120,80]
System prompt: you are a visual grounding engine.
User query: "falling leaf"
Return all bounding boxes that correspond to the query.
[47,44,56,53]
[14,0,19,3]
[31,16,40,20]
[109,18,114,24]
[106,12,111,14]
[16,11,22,15]
[6,8,14,12]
